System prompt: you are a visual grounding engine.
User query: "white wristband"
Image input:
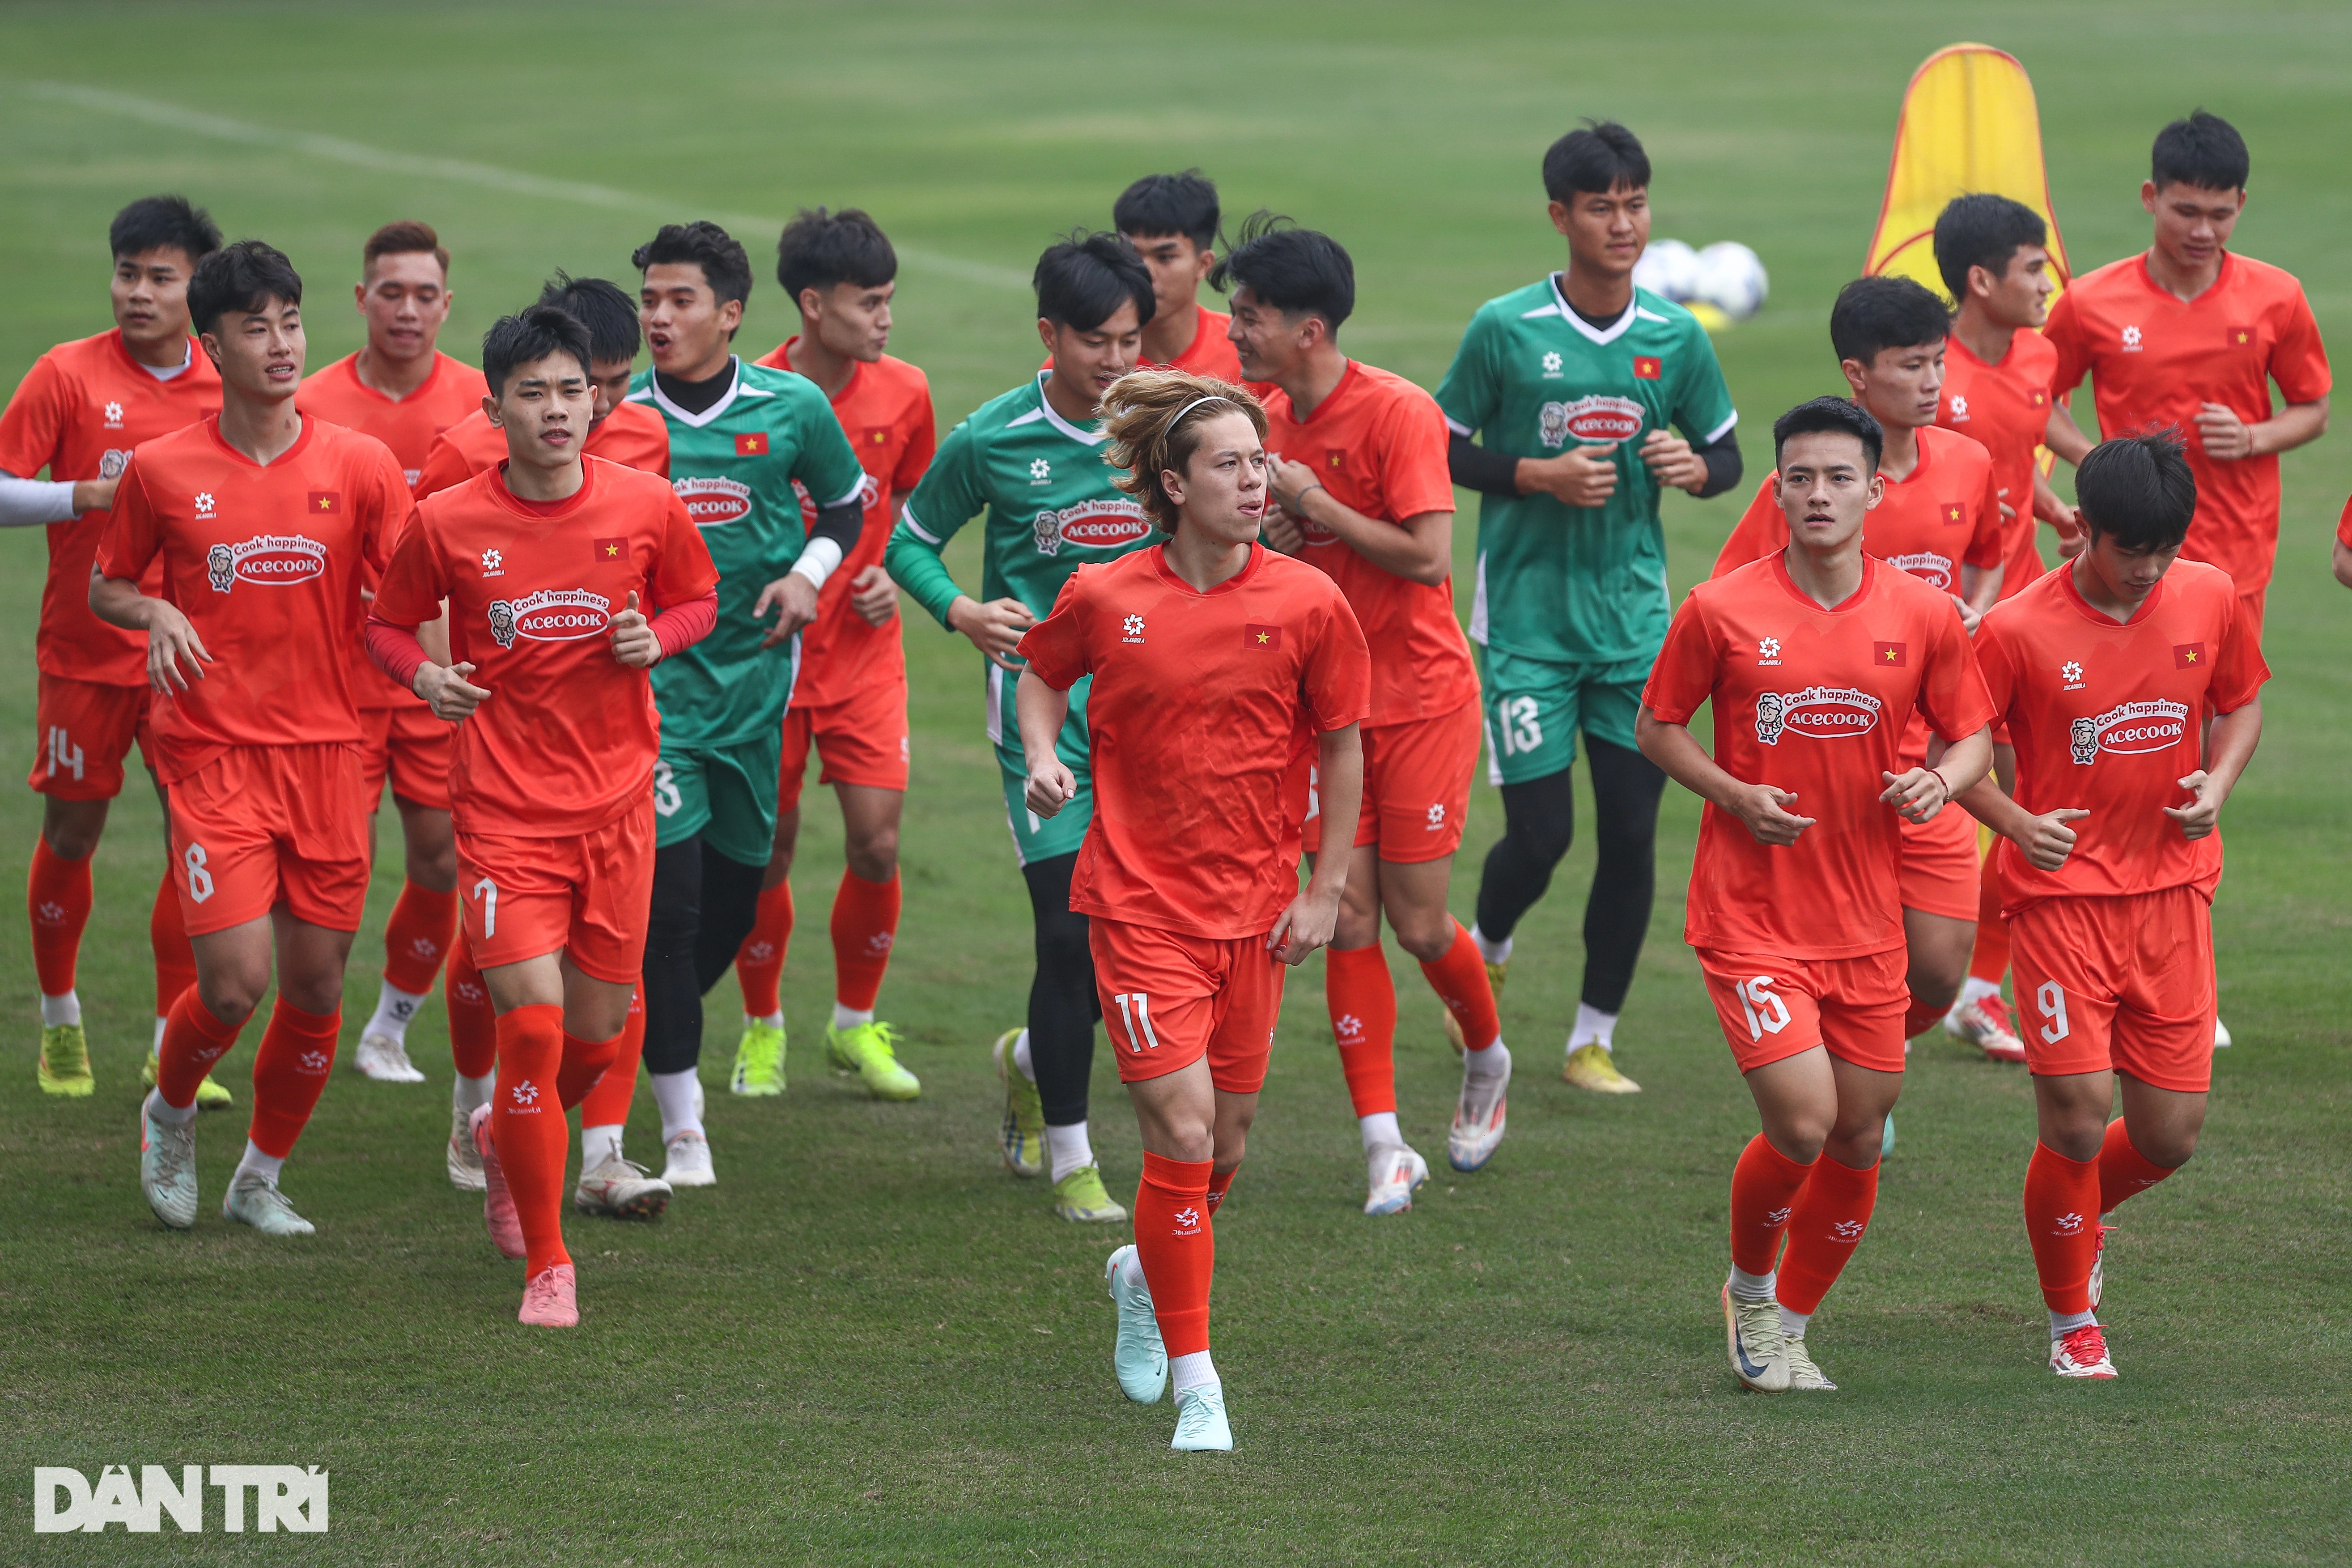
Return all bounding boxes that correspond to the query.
[788,536,844,592]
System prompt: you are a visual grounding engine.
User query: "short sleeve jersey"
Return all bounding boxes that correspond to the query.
[1260,360,1476,726]
[94,416,408,779]
[1435,278,1738,666]
[1018,544,1371,939]
[2044,251,2331,595]
[296,351,492,492]
[373,457,719,838]
[751,340,936,709]
[1974,558,2267,914]
[1938,329,2061,600]
[2337,493,2352,549]
[1643,555,1996,959]
[626,357,868,749]
[414,399,670,499]
[887,373,1158,632]
[0,331,221,687]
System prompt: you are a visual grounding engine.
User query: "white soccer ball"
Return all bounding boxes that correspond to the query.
[1632,238,1702,303]
[1694,241,1769,320]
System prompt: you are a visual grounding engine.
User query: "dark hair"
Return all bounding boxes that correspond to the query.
[1932,194,2048,302]
[776,207,897,305]
[633,221,754,310]
[481,305,595,399]
[1772,395,1884,474]
[1830,275,1950,366]
[1209,212,1354,333]
[187,240,303,337]
[1032,230,1155,332]
[110,195,220,265]
[2075,431,2197,551]
[1114,170,1220,252]
[1542,120,1651,202]
[364,220,449,276]
[2152,109,2248,192]
[535,272,640,366]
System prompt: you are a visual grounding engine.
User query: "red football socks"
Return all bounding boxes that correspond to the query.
[27,838,92,999]
[1902,997,1943,1040]
[1417,920,1501,1052]
[1324,942,1398,1118]
[558,1026,622,1111]
[445,935,498,1080]
[578,984,644,1130]
[830,869,901,1012]
[492,1003,570,1276]
[1206,1161,1241,1213]
[2023,1141,2101,1313]
[1133,1151,1215,1359]
[380,880,458,995]
[1775,1155,1881,1314]
[151,873,197,1020]
[1728,1133,1815,1275]
[156,988,246,1111]
[2097,1117,2178,1215]
[735,879,794,1018]
[246,998,341,1159]
[1966,854,2010,983]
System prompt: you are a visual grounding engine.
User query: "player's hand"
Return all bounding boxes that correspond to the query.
[1950,592,1984,636]
[1639,429,1707,493]
[415,660,490,722]
[1023,758,1077,820]
[2017,807,2089,871]
[1727,783,1814,846]
[609,591,660,668]
[847,565,899,628]
[754,573,821,648]
[1266,884,1342,966]
[948,595,1036,671]
[71,476,121,514]
[144,602,211,692]
[1266,456,1321,514]
[2164,770,2225,839]
[1259,507,1305,555]
[2055,523,2086,560]
[2195,402,2254,461]
[1522,446,1618,508]
[1995,485,2017,525]
[1881,767,1949,824]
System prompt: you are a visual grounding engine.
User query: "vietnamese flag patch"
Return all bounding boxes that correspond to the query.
[1872,641,1907,667]
[734,432,769,456]
[1941,501,1967,527]
[2174,642,2206,669]
[2225,324,2254,349]
[1245,624,1282,650]
[306,490,341,515]
[594,536,627,563]
[865,426,890,447]
[1632,356,1663,380]
[2030,389,2049,408]
[1325,450,1345,471]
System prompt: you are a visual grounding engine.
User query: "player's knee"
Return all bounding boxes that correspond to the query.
[1906,965,1964,1015]
[39,800,106,861]
[196,963,268,1024]
[845,824,899,883]
[406,840,460,892]
[1035,910,1092,981]
[1391,910,1456,963]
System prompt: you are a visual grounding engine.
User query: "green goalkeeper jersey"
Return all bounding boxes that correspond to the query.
[628,358,866,748]
[1434,277,1737,667]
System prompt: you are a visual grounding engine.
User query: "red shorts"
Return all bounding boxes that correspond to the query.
[457,796,657,984]
[1090,917,1287,1093]
[2008,886,2216,1093]
[1301,699,1478,863]
[1898,801,1982,921]
[1697,945,1910,1074]
[778,675,910,813]
[359,701,454,813]
[167,743,371,935]
[28,674,154,801]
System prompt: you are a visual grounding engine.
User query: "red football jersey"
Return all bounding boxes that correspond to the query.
[1018,544,1371,939]
[94,416,408,780]
[372,457,718,838]
[2336,492,2352,549]
[1974,558,2267,913]
[2045,252,2331,595]
[1939,328,2062,601]
[751,340,935,708]
[1643,554,1996,959]
[1261,359,1475,727]
[413,399,670,499]
[0,331,221,687]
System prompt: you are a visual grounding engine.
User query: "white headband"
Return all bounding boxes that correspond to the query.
[1172,395,1229,427]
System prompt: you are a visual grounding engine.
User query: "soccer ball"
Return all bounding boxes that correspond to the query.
[1632,238,1702,303]
[1693,241,1769,320]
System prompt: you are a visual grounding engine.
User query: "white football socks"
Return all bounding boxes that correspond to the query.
[1358,1110,1402,1155]
[652,1069,705,1143]
[1044,1120,1094,1183]
[749,1010,782,1030]
[145,1087,197,1127]
[2050,1307,2098,1339]
[581,1124,624,1172]
[1463,1038,1511,1083]
[1011,1027,1036,1081]
[1170,1349,1219,1394]
[1728,1265,1775,1302]
[1567,1002,1618,1053]
[1960,975,2002,1007]
[1778,1304,1812,1340]
[365,982,427,1045]
[453,1071,495,1117]
[832,1004,873,1030]
[1469,925,1512,966]
[40,990,81,1028]
[234,1140,284,1186]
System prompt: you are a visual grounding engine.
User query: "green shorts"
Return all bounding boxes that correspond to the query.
[987,663,1094,867]
[652,727,786,866]
[1477,643,1655,787]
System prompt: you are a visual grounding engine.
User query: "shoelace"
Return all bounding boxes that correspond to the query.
[2059,1325,2110,1364]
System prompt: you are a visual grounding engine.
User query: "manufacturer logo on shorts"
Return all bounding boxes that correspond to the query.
[1426,803,1446,829]
[1754,685,1882,745]
[1032,500,1151,557]
[1537,395,1643,448]
[204,534,327,593]
[2070,698,2189,764]
[675,475,753,526]
[100,447,132,480]
[486,589,612,648]
[1886,549,1956,591]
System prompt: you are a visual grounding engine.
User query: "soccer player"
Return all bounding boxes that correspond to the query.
[296,221,490,1084]
[726,208,935,1101]
[883,232,1157,1223]
[1713,277,2006,1049]
[1956,433,2265,1378]
[1639,398,1994,1392]
[626,221,868,1188]
[1220,215,1506,1206]
[1015,368,1368,1450]
[1117,171,1246,379]
[1437,121,1742,1094]
[2335,494,2352,588]
[1,195,222,1103]
[370,305,719,1325]
[98,240,410,1237]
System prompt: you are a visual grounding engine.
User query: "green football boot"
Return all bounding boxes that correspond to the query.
[1052,1163,1128,1224]
[142,1047,233,1110]
[730,1018,786,1096]
[38,1023,93,1097]
[992,1028,1044,1177]
[826,1020,918,1101]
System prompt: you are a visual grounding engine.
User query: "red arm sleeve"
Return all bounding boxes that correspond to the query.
[1641,591,1718,725]
[1915,598,1998,742]
[2269,287,2333,404]
[1710,477,1783,579]
[1013,571,1091,690]
[92,458,161,580]
[2043,289,2090,396]
[1299,589,1371,731]
[648,591,717,661]
[364,618,430,692]
[0,354,67,478]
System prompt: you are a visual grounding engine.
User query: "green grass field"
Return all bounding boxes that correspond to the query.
[4,2,2350,1561]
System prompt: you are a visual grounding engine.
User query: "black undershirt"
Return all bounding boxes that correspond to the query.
[654,357,736,416]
